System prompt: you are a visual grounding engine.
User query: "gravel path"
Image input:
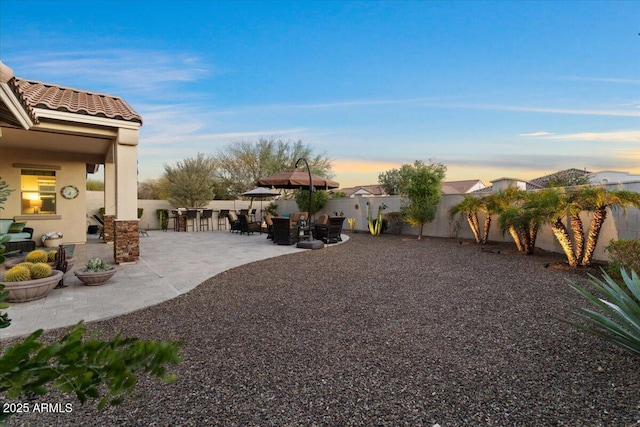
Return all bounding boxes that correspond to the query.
[3,234,639,426]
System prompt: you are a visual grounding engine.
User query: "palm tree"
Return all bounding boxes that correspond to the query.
[480,193,500,244]
[449,195,483,243]
[495,187,531,253]
[575,187,640,266]
[537,188,581,267]
[449,193,500,244]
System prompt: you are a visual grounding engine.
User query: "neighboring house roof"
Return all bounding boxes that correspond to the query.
[475,168,594,194]
[338,185,387,197]
[441,179,485,194]
[527,168,591,188]
[13,78,142,124]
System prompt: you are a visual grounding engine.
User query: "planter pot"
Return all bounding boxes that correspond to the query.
[4,256,77,273]
[0,270,64,302]
[74,268,117,286]
[43,238,62,248]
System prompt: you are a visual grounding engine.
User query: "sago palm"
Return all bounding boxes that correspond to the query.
[575,187,640,267]
[449,195,483,243]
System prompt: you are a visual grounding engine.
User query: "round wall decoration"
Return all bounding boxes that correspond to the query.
[60,185,79,199]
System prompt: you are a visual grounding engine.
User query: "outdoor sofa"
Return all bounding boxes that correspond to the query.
[0,219,36,254]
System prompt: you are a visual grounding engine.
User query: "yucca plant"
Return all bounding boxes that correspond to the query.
[566,268,640,354]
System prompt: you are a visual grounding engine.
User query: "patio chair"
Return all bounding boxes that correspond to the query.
[272,217,299,245]
[92,214,105,239]
[199,209,213,231]
[313,216,345,244]
[227,211,241,233]
[238,214,261,235]
[264,214,274,240]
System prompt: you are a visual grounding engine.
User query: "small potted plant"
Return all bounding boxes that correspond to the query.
[74,257,116,286]
[42,231,63,248]
[4,248,76,273]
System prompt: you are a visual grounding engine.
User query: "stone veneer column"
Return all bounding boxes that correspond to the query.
[103,215,115,243]
[114,220,140,264]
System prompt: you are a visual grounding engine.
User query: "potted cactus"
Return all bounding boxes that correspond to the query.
[4,249,76,272]
[74,257,116,286]
[0,262,64,302]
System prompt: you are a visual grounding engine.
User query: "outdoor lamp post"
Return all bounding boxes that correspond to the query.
[294,157,324,250]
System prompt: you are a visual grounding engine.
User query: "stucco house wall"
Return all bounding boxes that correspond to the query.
[1,147,89,245]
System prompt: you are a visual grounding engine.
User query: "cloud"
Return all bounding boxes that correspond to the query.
[220,98,640,118]
[9,49,212,96]
[563,76,640,85]
[143,128,308,146]
[522,130,640,143]
[520,131,554,137]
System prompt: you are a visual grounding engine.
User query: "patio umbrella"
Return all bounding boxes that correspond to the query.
[255,169,340,190]
[240,187,280,220]
[256,161,340,249]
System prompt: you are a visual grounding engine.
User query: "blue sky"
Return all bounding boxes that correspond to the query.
[1,0,638,188]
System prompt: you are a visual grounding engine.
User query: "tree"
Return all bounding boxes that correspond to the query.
[449,195,483,244]
[294,189,329,216]
[537,188,582,267]
[214,138,333,197]
[138,178,171,200]
[163,153,219,207]
[86,180,104,191]
[394,160,446,239]
[545,170,591,188]
[574,187,640,266]
[495,187,545,255]
[378,168,405,195]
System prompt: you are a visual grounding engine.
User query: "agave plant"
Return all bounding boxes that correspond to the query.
[567,268,640,354]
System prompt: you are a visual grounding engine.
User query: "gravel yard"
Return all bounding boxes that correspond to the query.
[3,233,639,426]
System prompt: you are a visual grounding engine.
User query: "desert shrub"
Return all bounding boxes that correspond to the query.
[384,212,405,235]
[605,239,640,280]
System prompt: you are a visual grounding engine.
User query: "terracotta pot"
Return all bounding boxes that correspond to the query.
[0,270,64,302]
[74,268,117,286]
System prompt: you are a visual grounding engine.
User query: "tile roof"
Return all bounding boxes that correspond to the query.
[0,62,38,126]
[442,179,484,194]
[528,168,591,188]
[13,78,142,124]
[338,185,387,197]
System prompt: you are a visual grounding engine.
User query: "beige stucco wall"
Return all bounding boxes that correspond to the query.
[276,182,640,262]
[0,146,90,246]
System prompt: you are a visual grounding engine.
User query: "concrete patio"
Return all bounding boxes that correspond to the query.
[1,230,347,339]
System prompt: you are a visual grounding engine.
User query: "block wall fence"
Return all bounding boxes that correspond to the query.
[87,181,640,263]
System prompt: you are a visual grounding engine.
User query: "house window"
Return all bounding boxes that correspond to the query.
[21,170,56,214]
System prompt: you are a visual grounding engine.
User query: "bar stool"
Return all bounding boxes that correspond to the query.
[199,209,213,231]
[217,209,229,230]
[185,209,198,231]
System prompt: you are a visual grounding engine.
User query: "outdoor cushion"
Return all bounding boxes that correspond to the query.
[0,219,13,234]
[4,232,32,241]
[8,221,27,233]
